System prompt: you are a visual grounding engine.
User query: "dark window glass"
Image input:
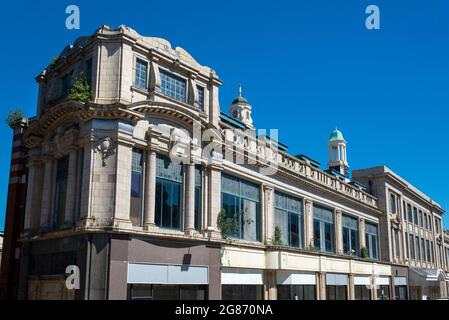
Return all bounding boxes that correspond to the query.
[413,208,418,225]
[390,193,397,214]
[342,215,359,256]
[155,154,183,230]
[377,285,390,300]
[394,286,408,300]
[277,285,316,300]
[313,205,334,253]
[194,166,202,230]
[221,285,263,300]
[274,192,303,248]
[130,149,143,226]
[409,234,415,260]
[53,156,69,229]
[128,284,207,300]
[365,223,379,259]
[354,285,371,300]
[326,285,347,300]
[221,174,260,241]
[407,204,412,222]
[416,236,421,260]
[197,86,205,111]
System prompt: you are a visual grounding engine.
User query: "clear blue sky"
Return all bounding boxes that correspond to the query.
[0,0,448,231]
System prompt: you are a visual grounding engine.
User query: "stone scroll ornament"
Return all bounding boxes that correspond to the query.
[95,137,116,166]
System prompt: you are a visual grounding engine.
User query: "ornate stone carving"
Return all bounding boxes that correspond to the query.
[95,137,116,166]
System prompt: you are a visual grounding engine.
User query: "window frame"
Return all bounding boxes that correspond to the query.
[134,57,149,90]
[159,67,188,103]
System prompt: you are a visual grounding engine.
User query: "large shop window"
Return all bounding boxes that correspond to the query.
[342,215,359,256]
[128,284,207,300]
[160,69,187,102]
[377,285,390,300]
[155,154,183,230]
[325,274,348,300]
[221,285,263,300]
[313,205,335,253]
[394,277,408,300]
[274,192,303,248]
[53,156,69,229]
[354,285,371,300]
[277,285,315,300]
[221,174,261,241]
[365,222,379,260]
[130,149,144,226]
[194,166,202,230]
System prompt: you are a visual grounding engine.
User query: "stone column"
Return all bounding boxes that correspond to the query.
[185,163,196,235]
[40,157,54,230]
[371,276,377,300]
[335,209,343,254]
[264,186,274,244]
[348,274,355,300]
[63,148,78,227]
[359,218,366,255]
[264,270,277,300]
[317,272,326,300]
[144,150,156,230]
[304,199,314,248]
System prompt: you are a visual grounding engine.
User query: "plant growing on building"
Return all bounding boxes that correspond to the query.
[69,72,92,103]
[48,56,61,70]
[308,242,317,251]
[361,246,369,258]
[217,208,254,240]
[5,109,25,128]
[273,226,283,245]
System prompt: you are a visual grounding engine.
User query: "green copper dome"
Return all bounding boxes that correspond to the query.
[329,128,345,141]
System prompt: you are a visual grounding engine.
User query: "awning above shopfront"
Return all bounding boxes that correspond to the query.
[409,268,449,283]
[277,271,316,285]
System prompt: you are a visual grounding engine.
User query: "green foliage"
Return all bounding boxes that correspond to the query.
[6,109,25,127]
[361,246,369,258]
[216,208,254,240]
[217,209,239,239]
[69,72,92,103]
[308,242,317,251]
[273,226,283,245]
[48,56,61,70]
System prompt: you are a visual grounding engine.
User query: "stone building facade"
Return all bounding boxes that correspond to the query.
[1,25,448,300]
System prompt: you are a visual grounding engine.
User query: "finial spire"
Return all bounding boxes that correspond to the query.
[238,83,242,97]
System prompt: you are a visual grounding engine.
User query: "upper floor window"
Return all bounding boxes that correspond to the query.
[130,149,144,226]
[53,156,69,229]
[407,204,412,222]
[409,234,415,260]
[221,174,260,242]
[155,154,183,230]
[134,59,148,89]
[342,215,359,256]
[413,207,418,225]
[313,205,334,253]
[426,240,431,262]
[365,223,379,260]
[274,191,303,248]
[423,213,428,229]
[197,86,205,111]
[389,193,397,214]
[435,218,440,233]
[194,166,202,231]
[415,236,421,261]
[418,210,423,227]
[160,69,187,102]
[402,201,406,220]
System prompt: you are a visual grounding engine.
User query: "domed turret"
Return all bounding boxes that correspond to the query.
[327,128,349,177]
[228,84,254,129]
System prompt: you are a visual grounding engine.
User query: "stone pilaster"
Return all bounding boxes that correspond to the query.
[264,270,277,300]
[63,149,78,227]
[359,218,366,254]
[317,272,326,300]
[113,142,132,228]
[304,198,314,248]
[143,150,156,229]
[40,157,54,230]
[348,274,355,300]
[206,165,222,237]
[24,157,43,231]
[264,186,274,244]
[185,163,196,235]
[335,209,343,254]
